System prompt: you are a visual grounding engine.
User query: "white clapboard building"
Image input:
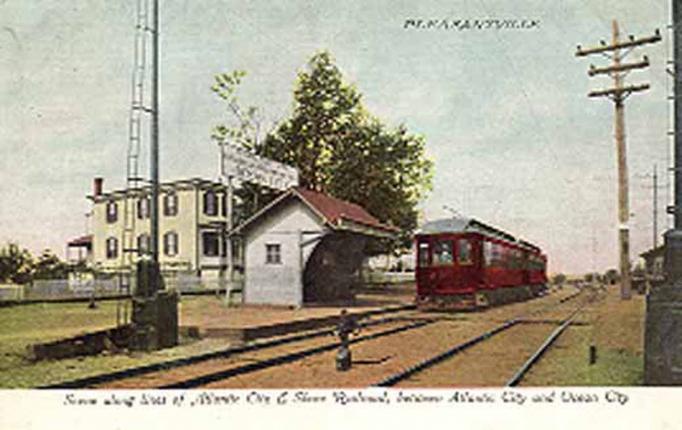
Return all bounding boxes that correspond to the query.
[232,187,397,306]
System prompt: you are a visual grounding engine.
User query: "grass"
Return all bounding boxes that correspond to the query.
[522,286,645,386]
[0,297,230,388]
[522,328,643,385]
[0,285,647,387]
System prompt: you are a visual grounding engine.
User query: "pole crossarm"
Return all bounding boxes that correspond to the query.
[588,57,650,76]
[576,30,661,57]
[588,83,650,99]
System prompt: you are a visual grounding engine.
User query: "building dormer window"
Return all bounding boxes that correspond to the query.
[203,190,218,216]
[137,196,150,219]
[106,237,118,259]
[164,192,178,216]
[106,201,118,223]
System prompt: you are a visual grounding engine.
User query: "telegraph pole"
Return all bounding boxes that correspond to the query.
[150,0,160,263]
[654,164,658,249]
[576,20,661,300]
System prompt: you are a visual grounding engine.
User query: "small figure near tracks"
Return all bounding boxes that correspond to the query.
[335,309,360,371]
[87,292,98,309]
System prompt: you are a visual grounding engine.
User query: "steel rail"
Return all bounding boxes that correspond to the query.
[158,319,434,388]
[373,290,584,387]
[160,290,582,389]
[374,319,520,387]
[41,311,418,389]
[505,295,595,387]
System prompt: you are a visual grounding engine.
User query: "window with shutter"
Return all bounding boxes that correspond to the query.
[106,201,118,223]
[203,232,219,256]
[204,191,217,216]
[164,232,178,256]
[137,234,150,255]
[137,197,150,219]
[106,237,118,259]
[164,193,178,216]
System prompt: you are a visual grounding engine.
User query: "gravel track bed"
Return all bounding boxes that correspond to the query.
[96,319,415,388]
[96,288,581,388]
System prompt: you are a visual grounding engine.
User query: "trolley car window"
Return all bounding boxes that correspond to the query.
[433,240,454,266]
[491,243,502,266]
[418,242,430,267]
[458,240,472,264]
[509,249,516,269]
[483,242,492,267]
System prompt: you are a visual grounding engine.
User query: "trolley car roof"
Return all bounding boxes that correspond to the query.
[417,217,541,252]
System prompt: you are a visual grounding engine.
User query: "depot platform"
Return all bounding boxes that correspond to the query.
[178,284,416,342]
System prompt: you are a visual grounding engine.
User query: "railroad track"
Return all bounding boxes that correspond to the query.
[42,288,585,389]
[158,317,432,389]
[152,289,584,389]
[374,288,593,387]
[42,310,427,389]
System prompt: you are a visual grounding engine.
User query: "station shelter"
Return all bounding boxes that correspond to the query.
[231,187,398,306]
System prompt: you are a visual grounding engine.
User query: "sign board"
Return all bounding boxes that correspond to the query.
[221,144,299,191]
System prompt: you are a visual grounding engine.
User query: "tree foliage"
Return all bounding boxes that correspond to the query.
[212,51,434,249]
[0,243,33,284]
[211,70,280,222]
[0,243,70,284]
[33,249,69,280]
[211,70,262,151]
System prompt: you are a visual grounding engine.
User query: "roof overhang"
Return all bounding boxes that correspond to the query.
[232,188,398,240]
[334,216,397,239]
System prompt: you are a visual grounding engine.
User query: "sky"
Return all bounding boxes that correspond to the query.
[0,0,673,274]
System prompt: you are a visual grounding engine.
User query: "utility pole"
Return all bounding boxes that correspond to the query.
[576,20,661,300]
[654,164,658,249]
[218,143,234,303]
[150,0,160,263]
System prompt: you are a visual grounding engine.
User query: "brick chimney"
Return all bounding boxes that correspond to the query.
[93,177,103,197]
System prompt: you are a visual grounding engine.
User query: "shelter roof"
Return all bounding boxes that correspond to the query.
[233,187,398,238]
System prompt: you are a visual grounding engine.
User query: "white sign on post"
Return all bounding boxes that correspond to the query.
[221,144,299,191]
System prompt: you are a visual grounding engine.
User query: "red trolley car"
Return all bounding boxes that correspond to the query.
[415,217,547,310]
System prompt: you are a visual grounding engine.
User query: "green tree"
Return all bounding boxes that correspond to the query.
[0,243,34,284]
[33,249,69,280]
[211,69,262,151]
[211,70,282,222]
[238,51,433,249]
[259,51,364,191]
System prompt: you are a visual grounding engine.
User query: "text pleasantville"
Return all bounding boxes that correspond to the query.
[404,18,540,31]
